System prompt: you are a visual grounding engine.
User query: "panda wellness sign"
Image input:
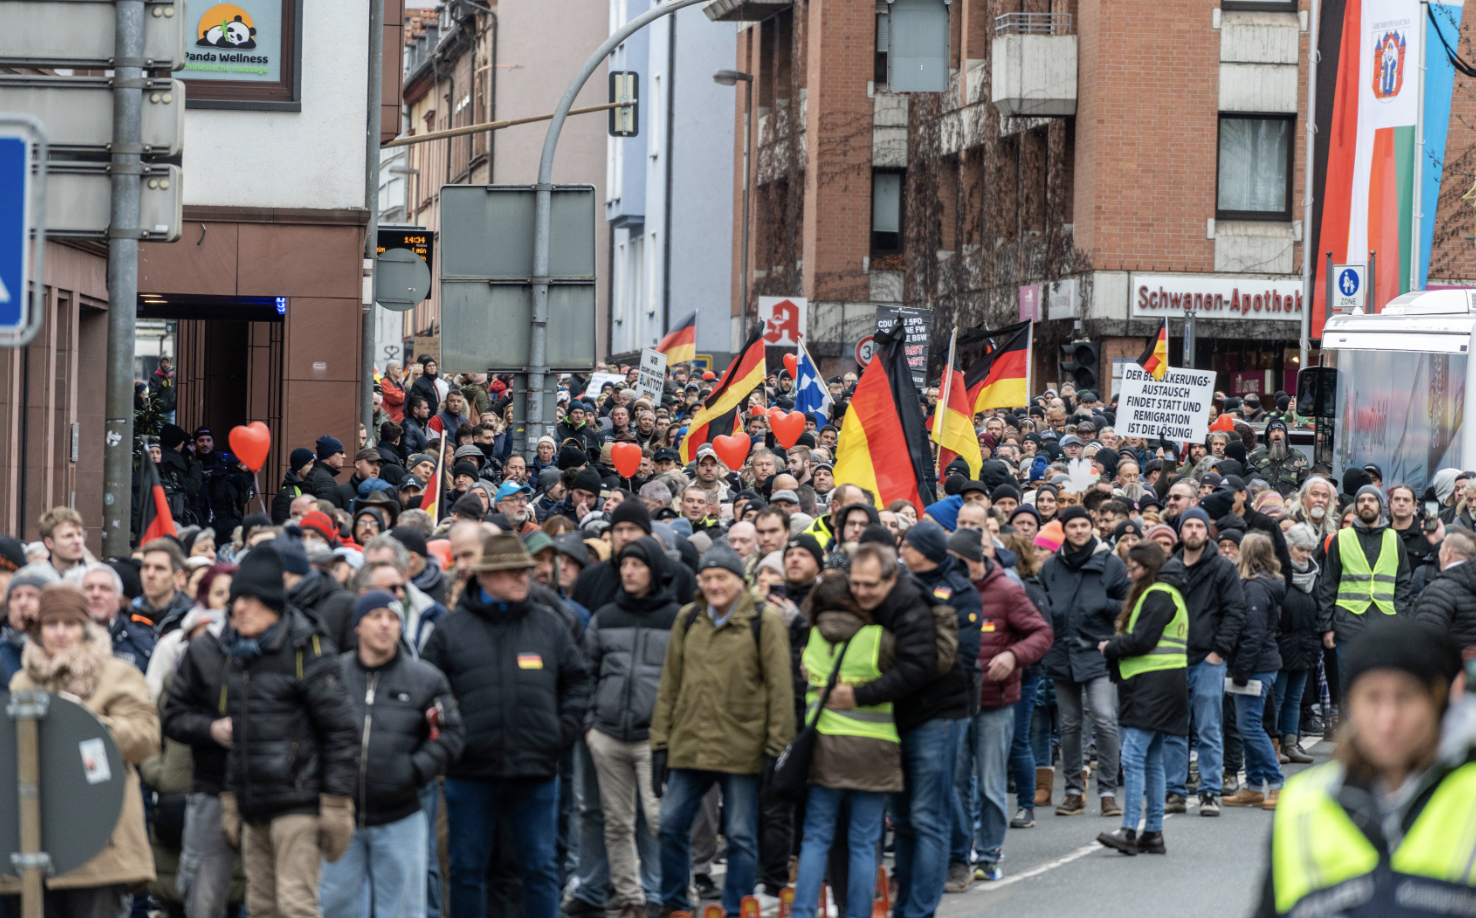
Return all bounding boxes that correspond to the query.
[186,2,279,81]
[1116,365,1215,443]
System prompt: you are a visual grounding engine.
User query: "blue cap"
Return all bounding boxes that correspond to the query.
[495,481,533,502]
[353,589,402,628]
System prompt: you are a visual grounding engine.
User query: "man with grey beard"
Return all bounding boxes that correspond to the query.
[1246,419,1309,497]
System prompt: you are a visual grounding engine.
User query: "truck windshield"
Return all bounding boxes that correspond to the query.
[1333,348,1466,491]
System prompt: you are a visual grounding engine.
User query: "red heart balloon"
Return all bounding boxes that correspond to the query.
[783,353,798,379]
[712,433,751,470]
[228,422,271,472]
[611,441,642,479]
[766,406,786,425]
[771,410,806,449]
[749,405,767,418]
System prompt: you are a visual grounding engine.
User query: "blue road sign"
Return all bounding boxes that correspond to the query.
[1338,268,1361,297]
[0,131,29,334]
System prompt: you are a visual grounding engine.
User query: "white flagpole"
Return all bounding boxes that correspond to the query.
[933,326,959,446]
[1412,1,1429,293]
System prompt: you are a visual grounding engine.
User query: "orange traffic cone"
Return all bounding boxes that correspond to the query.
[778,887,795,918]
[871,866,891,918]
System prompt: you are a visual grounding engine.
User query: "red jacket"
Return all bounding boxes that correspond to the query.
[382,375,406,423]
[975,561,1054,708]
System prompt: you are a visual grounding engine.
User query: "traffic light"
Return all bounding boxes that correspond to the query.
[1058,341,1099,391]
[609,71,639,137]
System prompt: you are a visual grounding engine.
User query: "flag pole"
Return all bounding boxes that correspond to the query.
[1025,321,1034,407]
[933,327,959,446]
[1412,0,1429,293]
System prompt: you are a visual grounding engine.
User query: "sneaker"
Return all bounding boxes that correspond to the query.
[944,861,973,893]
[1199,793,1220,817]
[1303,714,1326,735]
[1164,792,1187,814]
[974,862,1003,882]
[1055,794,1085,816]
[1187,761,1200,792]
[563,899,605,918]
[694,874,721,900]
[1100,796,1122,818]
[1010,806,1035,828]
[1096,826,1138,856]
[1222,788,1266,807]
[1136,830,1166,854]
[1223,773,1240,796]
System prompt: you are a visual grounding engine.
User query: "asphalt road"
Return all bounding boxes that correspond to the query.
[930,734,1332,918]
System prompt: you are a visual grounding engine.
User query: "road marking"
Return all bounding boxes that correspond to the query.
[973,842,1101,891]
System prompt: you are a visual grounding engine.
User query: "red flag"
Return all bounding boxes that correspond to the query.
[137,448,177,543]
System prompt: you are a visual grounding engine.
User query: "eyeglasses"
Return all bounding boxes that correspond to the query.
[385,584,406,594]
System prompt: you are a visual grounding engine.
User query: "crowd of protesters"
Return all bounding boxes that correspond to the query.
[0,353,1472,917]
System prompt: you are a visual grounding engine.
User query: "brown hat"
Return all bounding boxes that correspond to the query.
[472,531,536,572]
[36,584,90,631]
[355,448,382,463]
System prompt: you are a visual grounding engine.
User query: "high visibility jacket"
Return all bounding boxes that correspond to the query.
[1335,527,1400,617]
[1118,582,1189,680]
[1271,761,1476,915]
[801,625,898,744]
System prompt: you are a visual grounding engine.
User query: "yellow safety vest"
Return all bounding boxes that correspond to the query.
[1271,761,1476,915]
[1117,582,1188,681]
[1334,527,1399,617]
[801,625,898,744]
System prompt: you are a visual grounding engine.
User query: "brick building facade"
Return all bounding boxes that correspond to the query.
[715,0,1476,400]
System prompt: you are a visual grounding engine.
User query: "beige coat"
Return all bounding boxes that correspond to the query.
[6,624,158,891]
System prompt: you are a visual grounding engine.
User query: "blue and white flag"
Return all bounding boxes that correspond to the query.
[793,342,832,426]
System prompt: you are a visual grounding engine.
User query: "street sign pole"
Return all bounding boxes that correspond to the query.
[362,0,385,439]
[102,0,146,557]
[11,692,46,918]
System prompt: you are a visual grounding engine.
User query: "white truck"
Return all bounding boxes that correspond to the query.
[1308,288,1473,492]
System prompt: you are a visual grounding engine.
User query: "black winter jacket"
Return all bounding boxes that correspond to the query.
[1040,541,1130,684]
[1233,575,1285,682]
[339,649,464,826]
[161,630,230,795]
[1171,540,1248,666]
[1414,559,1476,650]
[573,554,696,612]
[421,586,591,780]
[851,574,937,730]
[221,610,359,824]
[289,570,357,651]
[911,557,984,712]
[1103,561,1189,736]
[584,538,682,741]
[1279,562,1323,670]
[271,470,309,524]
[307,463,347,510]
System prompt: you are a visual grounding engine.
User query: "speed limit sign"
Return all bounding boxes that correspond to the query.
[855,335,875,367]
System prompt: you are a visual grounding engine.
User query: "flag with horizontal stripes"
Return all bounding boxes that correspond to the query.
[833,325,936,509]
[1137,317,1169,381]
[680,328,766,465]
[135,445,177,544]
[932,328,982,481]
[963,322,1031,413]
[657,311,697,365]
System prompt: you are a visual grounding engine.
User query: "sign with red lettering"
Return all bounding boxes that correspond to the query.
[875,306,931,389]
[759,297,807,348]
[1130,274,1304,322]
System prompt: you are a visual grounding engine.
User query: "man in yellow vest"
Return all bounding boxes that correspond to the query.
[1318,484,1413,692]
[1252,619,1471,917]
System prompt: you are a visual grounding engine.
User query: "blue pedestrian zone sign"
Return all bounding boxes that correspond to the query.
[0,131,29,335]
[1332,263,1366,313]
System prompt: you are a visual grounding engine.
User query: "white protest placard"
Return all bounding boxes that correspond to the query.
[1115,365,1215,443]
[584,372,625,399]
[636,348,667,403]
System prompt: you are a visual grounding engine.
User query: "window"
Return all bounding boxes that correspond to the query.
[871,171,903,255]
[888,0,950,93]
[182,0,303,111]
[1220,0,1297,11]
[1216,115,1294,220]
[875,12,890,86]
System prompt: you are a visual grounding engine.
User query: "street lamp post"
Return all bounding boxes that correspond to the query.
[714,69,753,349]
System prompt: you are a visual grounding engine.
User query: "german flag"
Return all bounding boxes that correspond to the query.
[1137,317,1169,380]
[657,311,697,365]
[932,328,982,481]
[964,322,1030,413]
[833,325,936,509]
[422,436,448,525]
[680,327,766,465]
[135,446,177,544]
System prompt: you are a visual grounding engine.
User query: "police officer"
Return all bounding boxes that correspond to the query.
[1251,619,1471,917]
[1245,419,1309,498]
[1318,485,1414,690]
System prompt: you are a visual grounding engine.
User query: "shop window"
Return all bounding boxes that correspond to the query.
[871,171,903,255]
[1216,114,1293,221]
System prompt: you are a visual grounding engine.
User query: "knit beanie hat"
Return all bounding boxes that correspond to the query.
[1356,483,1387,513]
[571,468,605,496]
[904,520,949,565]
[7,563,59,600]
[1254,491,1286,518]
[353,589,401,628]
[558,446,589,470]
[290,448,316,473]
[1343,619,1461,693]
[229,545,287,614]
[698,544,745,579]
[785,534,825,571]
[858,524,895,547]
[947,527,984,564]
[1178,506,1212,530]
[1057,505,1092,526]
[316,435,345,461]
[609,499,653,534]
[1034,520,1064,552]
[452,493,487,520]
[1146,523,1179,546]
[36,584,90,631]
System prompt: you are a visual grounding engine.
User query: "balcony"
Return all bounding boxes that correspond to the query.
[991,13,1077,119]
[703,0,790,22]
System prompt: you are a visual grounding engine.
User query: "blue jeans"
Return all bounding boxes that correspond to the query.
[1274,670,1309,737]
[1165,659,1226,797]
[320,809,428,918]
[1029,695,1055,768]
[1119,727,1168,834]
[791,787,886,918]
[1011,674,1041,808]
[1233,672,1285,792]
[569,738,615,908]
[658,770,759,918]
[420,783,442,918]
[893,718,963,918]
[444,776,561,918]
[949,724,973,865]
[954,707,1012,863]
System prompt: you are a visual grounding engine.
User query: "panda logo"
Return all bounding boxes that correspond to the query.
[196,4,258,48]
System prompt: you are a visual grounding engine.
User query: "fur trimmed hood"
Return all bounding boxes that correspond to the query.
[20,621,113,698]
